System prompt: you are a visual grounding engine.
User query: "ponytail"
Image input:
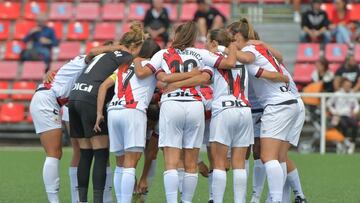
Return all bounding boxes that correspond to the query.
[119,21,145,48]
[227,17,256,41]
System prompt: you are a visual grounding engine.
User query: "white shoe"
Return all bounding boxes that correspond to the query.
[250,196,260,203]
[293,12,301,23]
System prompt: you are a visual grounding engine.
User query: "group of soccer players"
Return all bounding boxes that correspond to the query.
[30,18,307,203]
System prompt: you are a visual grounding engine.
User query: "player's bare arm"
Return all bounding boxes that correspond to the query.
[258,69,289,83]
[133,57,154,79]
[94,77,115,132]
[217,42,238,69]
[247,40,284,64]
[219,45,255,65]
[164,72,211,93]
[156,68,202,83]
[85,44,125,64]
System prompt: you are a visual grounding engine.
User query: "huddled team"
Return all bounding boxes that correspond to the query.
[30,18,307,203]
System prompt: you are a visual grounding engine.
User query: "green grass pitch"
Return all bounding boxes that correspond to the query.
[0,147,359,203]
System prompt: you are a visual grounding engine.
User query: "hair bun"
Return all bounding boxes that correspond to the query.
[129,21,143,34]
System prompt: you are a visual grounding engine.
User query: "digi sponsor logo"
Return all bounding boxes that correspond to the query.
[222,100,248,108]
[72,83,93,93]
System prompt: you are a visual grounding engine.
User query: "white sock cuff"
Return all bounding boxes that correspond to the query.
[254,159,263,166]
[115,166,123,173]
[177,168,185,172]
[184,172,198,178]
[122,168,135,175]
[233,169,246,173]
[213,169,226,175]
[264,160,279,168]
[288,168,298,177]
[164,169,178,175]
[69,167,77,174]
[46,157,60,163]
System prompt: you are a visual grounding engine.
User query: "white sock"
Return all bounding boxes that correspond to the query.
[287,169,305,198]
[280,162,287,186]
[43,157,60,203]
[164,169,179,203]
[282,179,291,203]
[103,167,113,203]
[69,167,78,203]
[147,160,157,188]
[208,171,213,201]
[177,168,185,193]
[212,169,227,203]
[252,159,266,200]
[114,166,123,203]
[264,160,284,202]
[181,173,198,203]
[233,169,247,203]
[120,168,136,203]
[245,160,250,177]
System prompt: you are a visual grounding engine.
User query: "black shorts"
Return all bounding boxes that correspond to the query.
[68,100,108,138]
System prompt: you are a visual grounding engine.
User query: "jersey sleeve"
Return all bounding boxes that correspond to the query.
[146,50,165,73]
[198,49,224,69]
[201,66,214,79]
[109,70,118,81]
[241,45,259,58]
[247,64,263,78]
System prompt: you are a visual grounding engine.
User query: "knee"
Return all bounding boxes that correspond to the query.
[212,16,224,28]
[47,148,62,159]
[197,18,207,27]
[184,160,198,173]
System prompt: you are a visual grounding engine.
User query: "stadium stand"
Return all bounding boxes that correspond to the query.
[93,22,117,41]
[0,62,18,80]
[20,62,46,80]
[47,21,64,40]
[180,3,197,21]
[325,43,348,63]
[0,20,10,40]
[101,3,125,21]
[4,41,24,60]
[0,103,25,123]
[0,81,9,100]
[67,21,90,40]
[14,20,37,40]
[129,3,150,20]
[296,43,320,63]
[24,1,48,20]
[74,3,100,21]
[57,42,81,60]
[293,63,316,84]
[49,2,73,21]
[0,2,20,20]
[12,81,37,101]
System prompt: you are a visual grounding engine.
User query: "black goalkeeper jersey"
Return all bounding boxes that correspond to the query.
[69,50,133,105]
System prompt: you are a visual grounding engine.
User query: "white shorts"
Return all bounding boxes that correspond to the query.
[252,110,263,138]
[287,99,305,146]
[203,119,211,146]
[159,101,205,149]
[210,108,254,148]
[30,90,62,134]
[61,105,69,122]
[261,101,300,141]
[108,109,147,155]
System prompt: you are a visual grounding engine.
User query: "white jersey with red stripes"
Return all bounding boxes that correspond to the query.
[146,47,223,103]
[243,44,295,106]
[248,80,262,110]
[210,52,250,117]
[281,65,301,99]
[199,86,213,120]
[107,60,157,113]
[39,55,87,104]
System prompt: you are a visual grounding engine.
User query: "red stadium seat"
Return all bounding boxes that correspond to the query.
[129,3,150,20]
[0,21,10,40]
[67,21,90,40]
[26,113,33,123]
[0,2,21,20]
[329,63,341,73]
[24,2,48,20]
[296,43,320,62]
[325,43,348,63]
[12,81,37,100]
[49,61,66,71]
[0,61,18,79]
[0,81,9,99]
[164,4,178,21]
[93,22,117,41]
[212,4,231,19]
[121,22,131,34]
[354,44,360,62]
[180,3,197,21]
[47,21,63,39]
[349,4,360,20]
[102,3,125,21]
[85,41,102,53]
[293,63,316,84]
[4,41,24,60]
[75,3,100,20]
[21,62,46,80]
[14,21,37,40]
[321,3,334,21]
[0,103,25,123]
[264,0,285,3]
[57,42,81,60]
[49,3,73,20]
